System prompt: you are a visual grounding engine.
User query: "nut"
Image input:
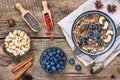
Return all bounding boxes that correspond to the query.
[99,17,105,24]
[103,21,108,29]
[106,30,113,35]
[4,30,30,56]
[104,35,112,43]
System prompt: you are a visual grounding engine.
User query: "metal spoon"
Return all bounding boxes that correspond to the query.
[90,48,120,74]
[90,25,120,74]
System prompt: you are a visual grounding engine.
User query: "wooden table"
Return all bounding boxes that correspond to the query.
[0,0,120,80]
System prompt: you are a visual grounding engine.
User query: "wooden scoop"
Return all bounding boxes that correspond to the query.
[42,1,53,30]
[16,3,41,32]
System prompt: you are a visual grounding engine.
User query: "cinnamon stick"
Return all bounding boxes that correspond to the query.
[13,62,32,80]
[11,56,33,73]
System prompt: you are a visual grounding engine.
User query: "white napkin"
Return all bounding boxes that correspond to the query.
[58,0,120,66]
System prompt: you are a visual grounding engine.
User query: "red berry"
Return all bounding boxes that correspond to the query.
[50,34,55,41]
[46,31,51,35]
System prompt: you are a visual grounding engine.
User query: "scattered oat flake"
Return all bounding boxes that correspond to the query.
[95,0,103,9]
[50,34,55,41]
[46,31,51,35]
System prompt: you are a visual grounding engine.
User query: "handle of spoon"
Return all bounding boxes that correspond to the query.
[104,49,120,67]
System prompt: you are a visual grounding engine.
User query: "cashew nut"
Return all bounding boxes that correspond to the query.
[18,50,25,56]
[13,30,18,35]
[104,35,112,43]
[106,30,113,35]
[4,30,30,56]
[5,42,9,48]
[6,48,12,53]
[9,32,15,38]
[15,38,19,46]
[12,50,19,56]
[103,21,108,29]
[20,31,25,37]
[99,17,105,24]
[21,45,30,52]
[17,30,21,36]
[82,46,88,51]
[11,45,16,50]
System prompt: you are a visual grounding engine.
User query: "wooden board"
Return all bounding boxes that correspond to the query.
[0,0,120,80]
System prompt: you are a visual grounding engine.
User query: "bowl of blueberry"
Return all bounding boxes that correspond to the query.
[40,47,67,74]
[72,10,116,55]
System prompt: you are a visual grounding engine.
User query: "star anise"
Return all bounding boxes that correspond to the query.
[7,18,16,27]
[95,0,103,9]
[107,4,116,13]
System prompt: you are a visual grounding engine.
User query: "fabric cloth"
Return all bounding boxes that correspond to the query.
[58,0,120,66]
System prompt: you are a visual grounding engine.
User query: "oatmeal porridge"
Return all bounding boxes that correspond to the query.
[73,14,114,54]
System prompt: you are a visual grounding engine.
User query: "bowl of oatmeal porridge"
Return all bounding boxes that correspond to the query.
[72,10,116,56]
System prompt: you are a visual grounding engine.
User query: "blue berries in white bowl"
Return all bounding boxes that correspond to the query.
[72,10,116,55]
[40,48,67,74]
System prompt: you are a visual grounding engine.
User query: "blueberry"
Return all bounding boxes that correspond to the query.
[63,56,67,61]
[43,52,47,57]
[88,32,94,38]
[97,38,102,44]
[60,52,64,57]
[80,37,87,43]
[69,58,75,65]
[56,54,59,58]
[46,55,50,60]
[57,49,61,54]
[84,24,89,29]
[53,48,57,51]
[58,56,63,60]
[51,66,56,71]
[54,58,58,63]
[56,64,61,69]
[59,61,64,65]
[97,26,102,32]
[47,48,52,52]
[41,60,46,65]
[92,25,96,30]
[75,65,81,71]
[50,57,54,61]
[61,66,64,69]
[45,62,49,65]
[45,69,49,73]
[50,61,55,66]
[42,65,46,69]
[49,52,53,56]
[52,51,56,55]
[49,70,53,73]
[40,56,44,61]
[40,60,44,65]
[46,65,51,69]
[58,69,63,73]
[95,32,100,38]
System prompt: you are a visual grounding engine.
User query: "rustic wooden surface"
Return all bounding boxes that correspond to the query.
[0,0,120,80]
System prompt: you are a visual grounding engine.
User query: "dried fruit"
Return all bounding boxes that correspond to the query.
[46,31,51,35]
[107,4,116,13]
[7,18,16,27]
[95,0,103,9]
[50,34,55,41]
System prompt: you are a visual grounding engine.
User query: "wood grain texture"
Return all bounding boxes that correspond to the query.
[0,0,120,80]
[0,39,120,80]
[0,0,85,38]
